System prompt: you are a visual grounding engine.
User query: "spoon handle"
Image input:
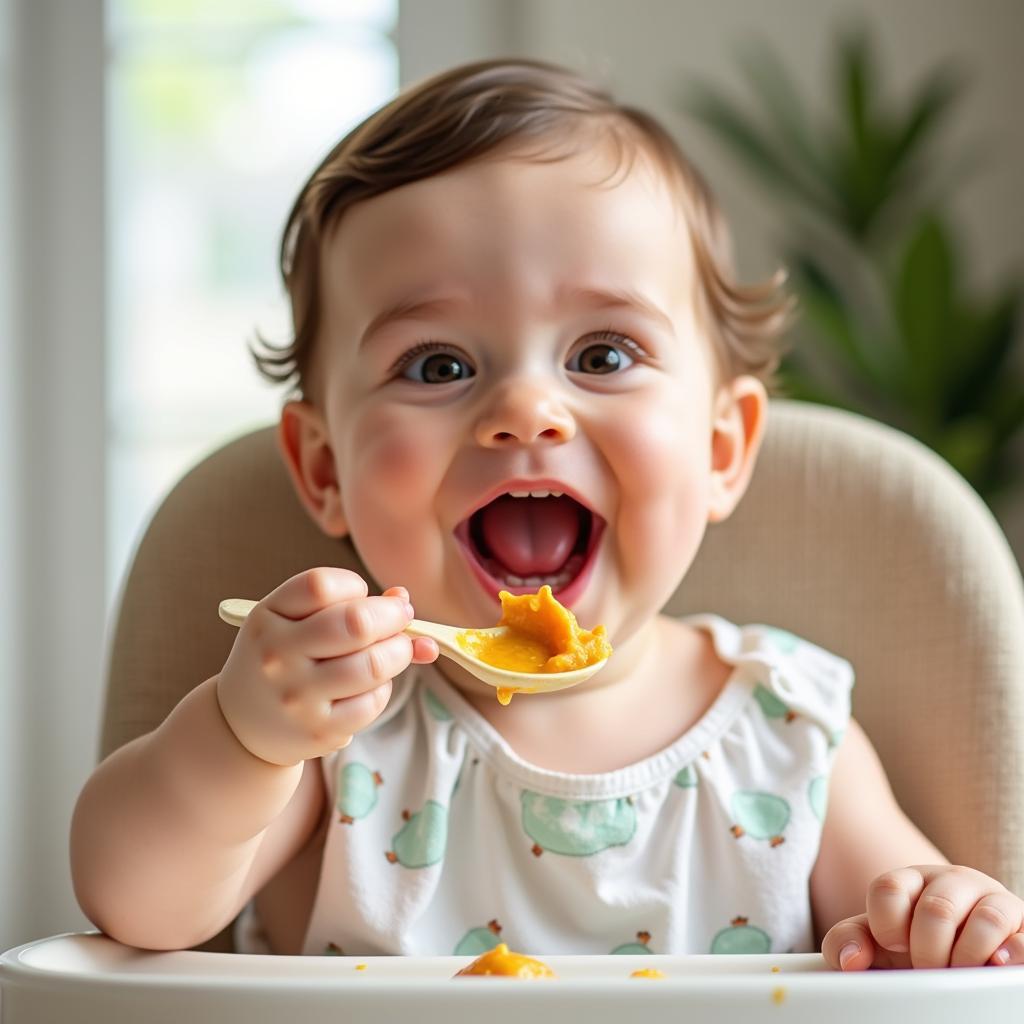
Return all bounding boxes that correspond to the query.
[405,619,463,647]
[217,600,460,649]
[218,598,257,627]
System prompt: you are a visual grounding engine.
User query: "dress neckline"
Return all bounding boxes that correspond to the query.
[416,614,767,800]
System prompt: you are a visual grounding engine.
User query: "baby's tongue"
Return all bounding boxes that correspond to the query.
[479,495,580,576]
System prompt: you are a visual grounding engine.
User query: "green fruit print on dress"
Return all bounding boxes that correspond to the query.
[424,689,453,721]
[808,775,828,821]
[454,919,503,955]
[729,791,790,847]
[763,626,799,654]
[386,800,448,868]
[674,765,698,789]
[711,917,772,954]
[611,930,653,954]
[521,790,636,857]
[753,684,796,723]
[336,763,382,824]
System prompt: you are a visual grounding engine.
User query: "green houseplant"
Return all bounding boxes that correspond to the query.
[681,26,1023,506]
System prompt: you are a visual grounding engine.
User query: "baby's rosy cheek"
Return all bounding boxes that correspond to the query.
[359,432,422,483]
[351,410,434,482]
[603,408,702,495]
[600,409,712,561]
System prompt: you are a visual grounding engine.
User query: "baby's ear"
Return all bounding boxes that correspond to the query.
[707,375,768,524]
[277,400,348,537]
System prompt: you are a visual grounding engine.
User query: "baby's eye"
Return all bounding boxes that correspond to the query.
[397,344,476,384]
[566,333,638,375]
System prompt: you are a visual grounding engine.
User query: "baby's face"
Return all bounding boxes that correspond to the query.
[305,142,746,645]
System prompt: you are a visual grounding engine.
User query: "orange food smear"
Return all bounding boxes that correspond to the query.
[630,968,666,979]
[453,943,556,978]
[457,586,612,702]
[496,686,530,706]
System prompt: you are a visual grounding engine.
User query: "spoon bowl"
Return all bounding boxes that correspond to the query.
[217,598,607,696]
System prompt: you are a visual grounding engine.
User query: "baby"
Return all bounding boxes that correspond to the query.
[71,58,1023,970]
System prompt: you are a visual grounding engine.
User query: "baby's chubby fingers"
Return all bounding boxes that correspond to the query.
[284,594,415,661]
[906,867,1010,968]
[822,866,932,971]
[864,866,929,961]
[949,888,1024,967]
[215,569,436,766]
[821,913,888,971]
[382,586,438,664]
[262,566,369,620]
[824,868,1024,971]
[989,930,1024,966]
[312,631,417,698]
[410,635,440,663]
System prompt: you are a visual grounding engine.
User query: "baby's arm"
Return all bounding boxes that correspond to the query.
[811,719,1024,968]
[71,568,434,950]
[70,675,318,950]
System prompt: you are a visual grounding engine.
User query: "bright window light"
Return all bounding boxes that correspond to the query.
[105,0,398,606]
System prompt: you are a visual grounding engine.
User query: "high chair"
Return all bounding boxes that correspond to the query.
[4,399,1022,1023]
[101,397,1024,945]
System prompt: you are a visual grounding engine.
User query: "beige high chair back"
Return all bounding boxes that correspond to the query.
[101,399,1024,952]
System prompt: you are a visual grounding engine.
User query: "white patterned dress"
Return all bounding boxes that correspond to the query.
[235,615,853,957]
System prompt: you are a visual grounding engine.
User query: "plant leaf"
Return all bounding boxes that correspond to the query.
[832,25,892,236]
[944,289,1020,420]
[680,27,1022,507]
[774,361,861,413]
[935,414,995,486]
[790,252,897,395]
[890,213,955,425]
[989,386,1024,449]
[732,42,837,214]
[838,25,874,158]
[681,83,833,213]
[889,66,964,182]
[860,67,965,244]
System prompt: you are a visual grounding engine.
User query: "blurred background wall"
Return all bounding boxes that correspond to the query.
[1,0,1020,952]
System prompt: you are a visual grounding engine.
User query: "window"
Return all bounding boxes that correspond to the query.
[105,0,398,604]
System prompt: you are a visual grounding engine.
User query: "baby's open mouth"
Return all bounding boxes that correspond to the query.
[454,491,604,601]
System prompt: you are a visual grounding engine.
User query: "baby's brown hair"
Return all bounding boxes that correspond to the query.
[252,58,792,398]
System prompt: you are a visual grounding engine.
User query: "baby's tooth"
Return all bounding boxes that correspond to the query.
[506,574,525,586]
[523,575,543,587]
[505,488,568,499]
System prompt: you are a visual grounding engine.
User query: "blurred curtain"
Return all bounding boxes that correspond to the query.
[0,0,106,950]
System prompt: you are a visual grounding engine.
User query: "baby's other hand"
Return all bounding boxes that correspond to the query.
[822,865,1024,970]
[216,568,438,767]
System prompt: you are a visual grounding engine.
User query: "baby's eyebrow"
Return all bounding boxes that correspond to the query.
[557,285,674,333]
[358,294,467,350]
[358,284,673,350]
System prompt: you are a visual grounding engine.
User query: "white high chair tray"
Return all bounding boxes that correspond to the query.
[3,932,1023,1023]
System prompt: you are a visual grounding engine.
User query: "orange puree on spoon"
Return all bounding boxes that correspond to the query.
[453,943,556,978]
[457,585,612,705]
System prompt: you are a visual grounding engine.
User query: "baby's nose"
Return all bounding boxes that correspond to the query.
[474,378,576,448]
